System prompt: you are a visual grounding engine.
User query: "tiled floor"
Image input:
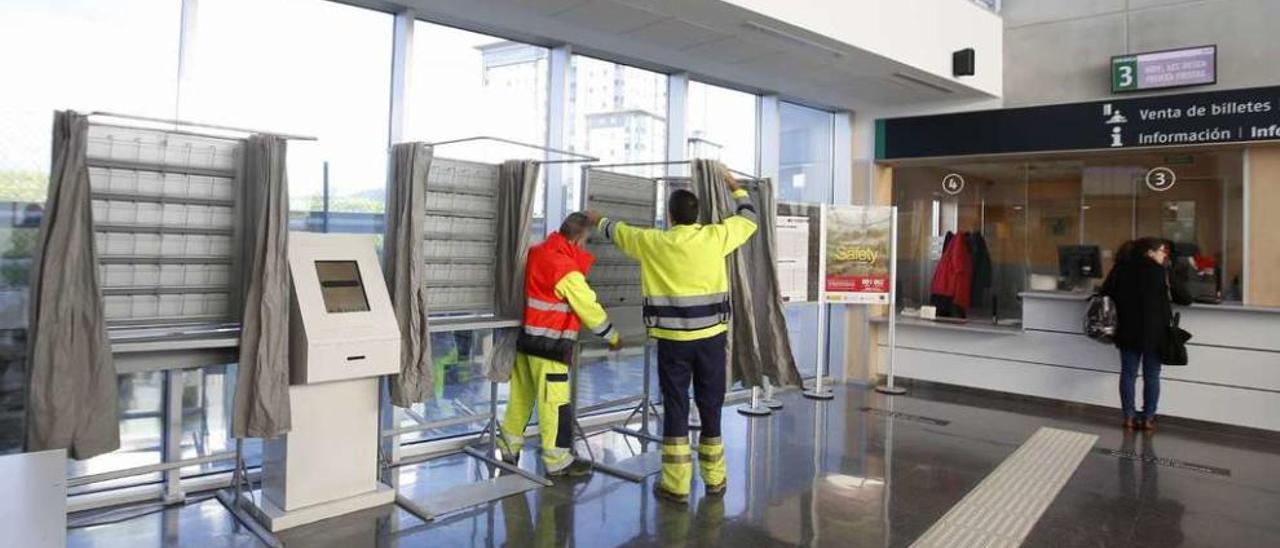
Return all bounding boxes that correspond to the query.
[66,382,1280,547]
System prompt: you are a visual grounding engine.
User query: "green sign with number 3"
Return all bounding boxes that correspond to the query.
[1112,56,1139,92]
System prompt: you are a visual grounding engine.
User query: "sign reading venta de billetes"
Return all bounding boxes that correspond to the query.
[876,85,1280,160]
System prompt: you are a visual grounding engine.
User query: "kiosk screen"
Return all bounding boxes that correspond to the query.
[315,261,370,313]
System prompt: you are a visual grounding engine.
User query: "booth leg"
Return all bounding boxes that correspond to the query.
[760,376,784,409]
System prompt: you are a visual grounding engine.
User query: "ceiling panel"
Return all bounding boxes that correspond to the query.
[512,0,590,16]
[680,36,783,66]
[623,17,730,51]
[551,0,670,36]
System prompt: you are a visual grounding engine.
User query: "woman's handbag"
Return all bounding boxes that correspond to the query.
[1160,312,1192,366]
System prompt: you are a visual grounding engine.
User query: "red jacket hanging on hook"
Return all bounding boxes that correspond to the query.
[929,231,973,313]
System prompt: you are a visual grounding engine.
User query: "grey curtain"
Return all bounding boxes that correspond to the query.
[25,111,119,459]
[692,159,801,388]
[233,135,291,439]
[383,143,434,406]
[487,160,540,382]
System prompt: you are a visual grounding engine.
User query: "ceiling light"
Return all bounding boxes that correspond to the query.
[741,20,845,58]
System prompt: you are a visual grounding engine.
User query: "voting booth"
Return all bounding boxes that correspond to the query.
[250,233,400,531]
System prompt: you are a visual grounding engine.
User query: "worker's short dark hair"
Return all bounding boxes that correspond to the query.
[668,189,700,226]
[559,212,594,240]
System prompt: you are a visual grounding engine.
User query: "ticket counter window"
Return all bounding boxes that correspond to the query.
[892,149,1244,323]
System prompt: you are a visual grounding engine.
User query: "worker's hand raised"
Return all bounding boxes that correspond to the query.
[584,210,604,226]
[723,169,741,192]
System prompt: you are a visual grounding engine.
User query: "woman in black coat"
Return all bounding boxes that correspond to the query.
[1101,238,1192,431]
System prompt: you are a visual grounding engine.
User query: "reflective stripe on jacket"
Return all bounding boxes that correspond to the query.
[518,232,617,363]
[597,188,757,341]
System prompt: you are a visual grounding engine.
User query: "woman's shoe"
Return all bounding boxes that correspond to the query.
[1140,418,1157,432]
[1123,417,1138,430]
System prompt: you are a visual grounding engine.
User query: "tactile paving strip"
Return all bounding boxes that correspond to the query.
[911,427,1098,548]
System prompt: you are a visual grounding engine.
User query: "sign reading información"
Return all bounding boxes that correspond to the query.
[877,85,1280,159]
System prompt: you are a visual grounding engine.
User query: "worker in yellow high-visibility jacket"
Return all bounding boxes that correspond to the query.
[586,169,758,504]
[499,213,620,479]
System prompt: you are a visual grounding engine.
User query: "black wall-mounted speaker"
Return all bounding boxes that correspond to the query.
[953,48,975,77]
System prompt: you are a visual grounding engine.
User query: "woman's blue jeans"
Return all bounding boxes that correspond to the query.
[1119,349,1162,420]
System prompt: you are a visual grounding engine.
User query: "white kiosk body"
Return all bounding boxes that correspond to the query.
[253,233,400,531]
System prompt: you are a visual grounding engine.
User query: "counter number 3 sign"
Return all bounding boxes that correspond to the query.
[942,173,965,195]
[1145,167,1176,192]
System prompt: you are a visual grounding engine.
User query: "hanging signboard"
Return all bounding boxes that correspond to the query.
[1112,46,1216,93]
[776,215,811,303]
[877,84,1280,159]
[824,205,893,304]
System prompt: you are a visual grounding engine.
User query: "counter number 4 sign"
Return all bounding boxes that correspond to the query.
[942,173,965,195]
[1145,167,1176,192]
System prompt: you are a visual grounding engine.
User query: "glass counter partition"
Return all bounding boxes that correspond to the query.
[891,149,1245,323]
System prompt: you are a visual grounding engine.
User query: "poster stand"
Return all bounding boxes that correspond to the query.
[804,205,902,400]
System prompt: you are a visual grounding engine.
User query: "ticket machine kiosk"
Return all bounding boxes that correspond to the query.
[249,233,400,531]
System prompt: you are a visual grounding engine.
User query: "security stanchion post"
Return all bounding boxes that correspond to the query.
[737,385,773,417]
[805,203,835,401]
[875,207,906,395]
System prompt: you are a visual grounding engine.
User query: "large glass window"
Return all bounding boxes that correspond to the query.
[66,371,164,491]
[778,102,834,203]
[406,21,549,235]
[564,55,667,211]
[0,0,182,455]
[563,56,667,410]
[183,0,393,229]
[778,103,834,379]
[892,149,1246,323]
[406,22,549,159]
[686,81,758,174]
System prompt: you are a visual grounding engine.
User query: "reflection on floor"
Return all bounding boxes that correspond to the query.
[67,382,1280,547]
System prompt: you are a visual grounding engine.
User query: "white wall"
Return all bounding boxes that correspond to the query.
[723,0,1004,98]
[1002,0,1280,106]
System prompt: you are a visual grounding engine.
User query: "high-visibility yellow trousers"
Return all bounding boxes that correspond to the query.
[500,352,574,473]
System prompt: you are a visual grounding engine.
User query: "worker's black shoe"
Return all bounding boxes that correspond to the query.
[547,459,593,478]
[705,481,727,497]
[653,483,689,505]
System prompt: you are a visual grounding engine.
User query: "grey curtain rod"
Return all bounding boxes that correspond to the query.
[415,136,599,164]
[88,111,318,141]
[585,160,763,182]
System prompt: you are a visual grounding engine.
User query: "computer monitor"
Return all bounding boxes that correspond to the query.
[1059,245,1102,279]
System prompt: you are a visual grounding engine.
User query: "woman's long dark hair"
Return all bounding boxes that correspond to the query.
[1132,237,1168,260]
[1114,240,1136,265]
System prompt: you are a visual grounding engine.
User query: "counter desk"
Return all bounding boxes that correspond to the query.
[871,291,1280,432]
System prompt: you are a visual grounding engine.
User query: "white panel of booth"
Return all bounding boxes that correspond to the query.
[584,169,655,309]
[86,124,241,327]
[423,157,499,314]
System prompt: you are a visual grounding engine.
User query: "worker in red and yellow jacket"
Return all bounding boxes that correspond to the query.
[586,168,758,504]
[499,212,620,479]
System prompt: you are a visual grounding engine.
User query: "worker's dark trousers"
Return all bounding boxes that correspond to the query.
[657,332,728,495]
[657,332,727,439]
